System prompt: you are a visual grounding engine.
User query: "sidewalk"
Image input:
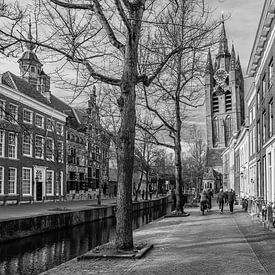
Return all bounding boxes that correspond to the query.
[43,202,275,275]
[0,198,117,221]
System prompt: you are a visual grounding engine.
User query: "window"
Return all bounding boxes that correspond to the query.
[46,118,54,132]
[0,130,4,157]
[257,120,260,152]
[212,94,219,113]
[268,58,273,88]
[269,101,273,138]
[0,100,5,119]
[262,74,266,99]
[263,111,266,144]
[22,168,32,195]
[57,141,63,163]
[35,114,44,129]
[35,135,44,159]
[46,138,54,161]
[213,117,219,145]
[8,132,17,159]
[8,168,17,194]
[30,66,35,73]
[56,123,64,136]
[257,89,260,109]
[225,91,232,112]
[224,116,232,146]
[22,133,32,157]
[23,109,33,124]
[46,170,54,195]
[9,104,18,123]
[0,167,3,195]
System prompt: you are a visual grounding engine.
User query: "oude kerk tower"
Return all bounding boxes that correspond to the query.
[203,20,245,191]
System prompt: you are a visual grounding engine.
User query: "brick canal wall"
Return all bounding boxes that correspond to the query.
[0,196,169,243]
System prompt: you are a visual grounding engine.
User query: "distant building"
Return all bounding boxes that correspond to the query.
[204,20,245,191]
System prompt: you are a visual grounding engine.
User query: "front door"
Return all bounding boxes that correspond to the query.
[36,182,43,201]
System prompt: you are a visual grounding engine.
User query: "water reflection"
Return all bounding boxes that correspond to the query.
[0,202,169,275]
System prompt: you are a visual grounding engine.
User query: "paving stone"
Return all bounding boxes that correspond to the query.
[42,202,275,275]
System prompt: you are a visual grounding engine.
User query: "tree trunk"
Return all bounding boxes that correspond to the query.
[174,75,184,213]
[135,170,144,202]
[115,3,145,250]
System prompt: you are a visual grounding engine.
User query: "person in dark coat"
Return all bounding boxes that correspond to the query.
[224,189,228,205]
[228,189,236,213]
[206,188,213,211]
[217,188,225,214]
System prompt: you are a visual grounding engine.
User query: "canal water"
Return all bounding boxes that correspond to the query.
[0,203,170,275]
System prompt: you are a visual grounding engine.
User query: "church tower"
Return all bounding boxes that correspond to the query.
[204,20,245,174]
[18,20,51,101]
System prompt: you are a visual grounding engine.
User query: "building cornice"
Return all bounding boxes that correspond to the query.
[247,0,275,77]
[0,83,67,122]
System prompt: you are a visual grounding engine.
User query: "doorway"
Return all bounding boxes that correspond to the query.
[36,182,43,201]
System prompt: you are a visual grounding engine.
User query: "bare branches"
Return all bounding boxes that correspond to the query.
[50,0,93,10]
[114,0,131,32]
[92,0,125,54]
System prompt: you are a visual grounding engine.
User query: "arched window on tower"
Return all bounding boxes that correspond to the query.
[213,117,219,146]
[225,115,232,146]
[212,93,219,113]
[225,91,232,112]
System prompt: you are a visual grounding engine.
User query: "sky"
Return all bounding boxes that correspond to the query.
[0,0,266,124]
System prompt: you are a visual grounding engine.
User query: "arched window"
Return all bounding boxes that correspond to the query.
[225,91,232,112]
[213,117,219,146]
[225,115,232,146]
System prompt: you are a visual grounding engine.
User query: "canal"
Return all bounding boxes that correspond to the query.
[0,203,170,275]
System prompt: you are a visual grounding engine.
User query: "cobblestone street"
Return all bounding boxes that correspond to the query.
[43,202,275,275]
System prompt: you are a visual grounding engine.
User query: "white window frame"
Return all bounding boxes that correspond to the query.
[9,103,18,124]
[46,170,54,195]
[22,133,32,157]
[56,122,64,136]
[23,109,33,124]
[35,135,44,159]
[46,118,54,132]
[0,130,4,158]
[8,167,17,195]
[46,137,54,161]
[8,132,17,159]
[22,167,32,196]
[0,166,4,195]
[35,114,44,129]
[0,100,5,120]
[57,141,63,163]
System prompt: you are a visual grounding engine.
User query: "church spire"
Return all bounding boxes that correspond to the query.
[26,18,35,51]
[217,19,229,57]
[230,43,236,71]
[205,49,213,74]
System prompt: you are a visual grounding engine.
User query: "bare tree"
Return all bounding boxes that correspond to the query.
[0,0,218,249]
[138,1,219,214]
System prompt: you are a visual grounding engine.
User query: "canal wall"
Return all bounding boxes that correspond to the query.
[0,196,169,243]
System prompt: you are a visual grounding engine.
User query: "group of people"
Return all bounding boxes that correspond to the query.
[199,188,236,215]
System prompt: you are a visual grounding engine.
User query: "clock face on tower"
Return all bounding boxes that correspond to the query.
[214,68,228,84]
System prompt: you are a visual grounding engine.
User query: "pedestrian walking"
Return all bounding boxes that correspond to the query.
[217,188,225,214]
[228,189,236,213]
[199,189,208,215]
[224,189,228,205]
[206,188,213,211]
